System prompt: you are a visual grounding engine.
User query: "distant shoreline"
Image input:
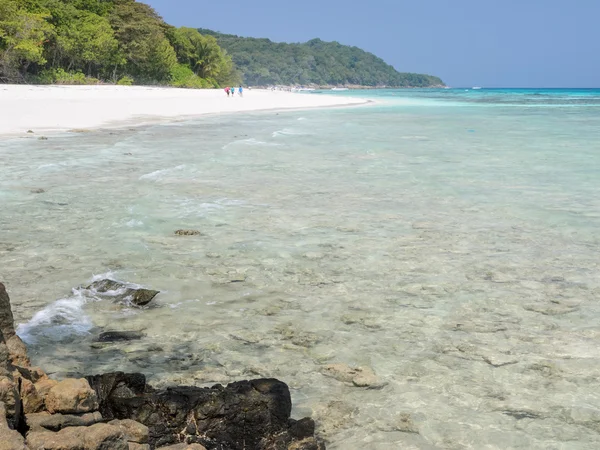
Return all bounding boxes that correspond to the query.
[0,85,371,137]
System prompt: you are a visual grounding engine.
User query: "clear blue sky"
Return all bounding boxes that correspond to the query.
[146,0,599,87]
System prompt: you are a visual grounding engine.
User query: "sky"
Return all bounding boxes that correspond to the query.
[146,0,599,88]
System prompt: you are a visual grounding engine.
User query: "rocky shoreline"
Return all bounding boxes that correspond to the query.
[0,282,326,450]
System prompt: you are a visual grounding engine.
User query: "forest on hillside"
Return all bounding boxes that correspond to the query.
[0,0,240,87]
[199,29,444,88]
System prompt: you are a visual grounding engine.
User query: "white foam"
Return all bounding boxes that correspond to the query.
[139,164,186,181]
[271,129,309,138]
[16,289,92,344]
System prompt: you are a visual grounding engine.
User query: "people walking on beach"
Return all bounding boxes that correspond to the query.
[238,86,243,97]
[225,87,230,97]
[230,87,236,97]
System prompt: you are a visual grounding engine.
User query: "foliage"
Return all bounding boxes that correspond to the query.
[0,0,235,88]
[116,74,133,85]
[199,29,444,87]
[36,67,100,84]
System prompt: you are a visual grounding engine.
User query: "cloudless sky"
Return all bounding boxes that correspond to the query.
[146,0,599,87]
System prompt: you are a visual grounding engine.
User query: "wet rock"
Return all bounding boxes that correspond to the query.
[288,437,326,450]
[0,283,16,340]
[95,332,145,343]
[86,280,159,307]
[45,379,99,414]
[108,419,148,444]
[174,230,203,236]
[394,413,419,434]
[38,136,49,141]
[86,372,317,450]
[26,411,103,432]
[320,363,385,388]
[31,188,46,194]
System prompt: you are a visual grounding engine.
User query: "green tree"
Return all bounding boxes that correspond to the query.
[0,0,53,81]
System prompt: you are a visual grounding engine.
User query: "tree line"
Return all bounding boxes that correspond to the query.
[0,0,241,87]
[199,29,445,88]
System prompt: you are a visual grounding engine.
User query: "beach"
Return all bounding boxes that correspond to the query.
[0,85,369,136]
[2,88,600,449]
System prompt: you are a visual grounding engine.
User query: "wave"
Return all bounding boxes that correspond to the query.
[271,129,309,138]
[139,164,186,181]
[16,272,142,345]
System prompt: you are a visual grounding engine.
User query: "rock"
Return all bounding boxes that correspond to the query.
[174,230,203,236]
[0,283,16,340]
[95,332,144,343]
[393,413,419,433]
[6,335,30,367]
[0,374,20,430]
[156,445,207,450]
[38,136,49,141]
[45,379,99,414]
[26,411,103,432]
[0,401,27,450]
[108,419,148,444]
[128,444,150,450]
[27,423,128,450]
[86,280,159,307]
[288,438,326,450]
[19,377,44,414]
[27,130,34,134]
[34,378,59,407]
[320,364,385,388]
[31,188,46,194]
[86,372,313,450]
[84,423,128,450]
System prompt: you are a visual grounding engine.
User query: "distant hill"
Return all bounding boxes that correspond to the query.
[198,29,444,88]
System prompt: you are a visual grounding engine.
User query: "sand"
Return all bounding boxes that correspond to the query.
[0,85,369,136]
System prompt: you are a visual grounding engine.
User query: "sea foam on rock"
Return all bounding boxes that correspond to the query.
[0,282,326,449]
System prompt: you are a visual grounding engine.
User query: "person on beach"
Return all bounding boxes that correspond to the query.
[238,86,243,97]
[225,87,230,97]
[230,86,235,96]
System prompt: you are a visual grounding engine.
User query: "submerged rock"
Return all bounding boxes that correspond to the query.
[86,279,160,307]
[174,230,203,236]
[320,363,385,389]
[95,331,145,343]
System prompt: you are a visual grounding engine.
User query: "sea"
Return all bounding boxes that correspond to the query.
[1,88,600,449]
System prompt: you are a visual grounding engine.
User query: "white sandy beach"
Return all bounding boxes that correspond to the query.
[0,85,368,136]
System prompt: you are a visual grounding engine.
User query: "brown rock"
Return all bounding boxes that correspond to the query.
[26,411,103,432]
[321,363,385,388]
[34,378,59,406]
[26,424,128,450]
[20,377,44,414]
[83,423,128,450]
[26,428,85,450]
[108,419,148,444]
[0,284,16,340]
[45,379,98,414]
[6,335,30,367]
[0,375,19,427]
[0,401,27,450]
[128,444,150,450]
[156,445,207,450]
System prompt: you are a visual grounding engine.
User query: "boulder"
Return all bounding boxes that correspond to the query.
[108,419,148,444]
[86,372,321,450]
[26,424,128,450]
[86,280,159,307]
[45,379,99,415]
[128,444,150,450]
[19,377,44,414]
[26,411,103,432]
[0,283,16,339]
[0,401,27,450]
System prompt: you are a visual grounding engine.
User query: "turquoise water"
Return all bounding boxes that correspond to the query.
[1,88,600,449]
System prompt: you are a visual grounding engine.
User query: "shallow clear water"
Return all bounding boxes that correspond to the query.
[2,89,600,449]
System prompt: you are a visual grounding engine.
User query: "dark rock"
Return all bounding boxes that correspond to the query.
[95,332,145,343]
[30,188,46,194]
[86,280,160,307]
[0,283,16,340]
[174,230,203,236]
[85,372,321,450]
[38,136,48,141]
